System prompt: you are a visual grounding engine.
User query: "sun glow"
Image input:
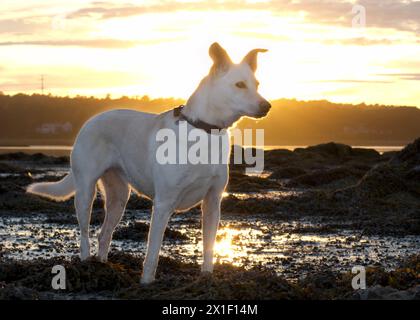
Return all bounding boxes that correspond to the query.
[1,1,420,106]
[210,227,253,265]
[214,229,238,259]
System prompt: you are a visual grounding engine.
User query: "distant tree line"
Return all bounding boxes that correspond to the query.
[240,99,420,146]
[0,94,419,146]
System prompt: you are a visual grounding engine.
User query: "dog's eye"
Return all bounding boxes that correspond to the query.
[235,81,247,89]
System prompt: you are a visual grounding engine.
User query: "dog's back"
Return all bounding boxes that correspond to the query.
[27,109,158,201]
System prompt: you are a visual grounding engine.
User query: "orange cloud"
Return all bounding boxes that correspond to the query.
[0,39,141,49]
[66,0,420,35]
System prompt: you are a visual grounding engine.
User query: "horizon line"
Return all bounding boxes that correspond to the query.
[1,92,419,109]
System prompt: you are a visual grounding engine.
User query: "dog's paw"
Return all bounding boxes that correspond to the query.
[79,255,99,263]
[80,252,91,262]
[78,255,93,262]
[95,256,108,263]
[140,276,155,286]
[201,265,214,273]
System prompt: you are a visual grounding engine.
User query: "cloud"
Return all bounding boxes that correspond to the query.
[0,81,36,91]
[231,31,291,42]
[377,73,420,81]
[279,0,420,35]
[3,1,420,43]
[312,79,393,84]
[67,2,173,19]
[322,37,398,46]
[66,1,420,35]
[356,0,420,34]
[0,67,140,92]
[0,18,46,35]
[233,32,400,46]
[386,60,420,69]
[0,39,166,49]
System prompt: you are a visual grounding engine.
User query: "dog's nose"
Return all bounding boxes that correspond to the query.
[259,100,271,113]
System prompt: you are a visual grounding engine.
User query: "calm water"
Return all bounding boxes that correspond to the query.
[263,145,404,153]
[0,145,404,157]
[0,145,72,157]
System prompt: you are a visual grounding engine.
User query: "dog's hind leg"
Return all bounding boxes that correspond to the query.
[97,169,130,262]
[71,131,118,261]
[141,200,173,284]
[74,178,97,261]
[201,188,222,273]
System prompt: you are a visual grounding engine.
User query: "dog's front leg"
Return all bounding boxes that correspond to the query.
[141,202,173,284]
[201,189,222,273]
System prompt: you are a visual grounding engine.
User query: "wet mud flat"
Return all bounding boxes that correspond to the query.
[0,140,419,299]
[0,251,419,300]
[1,211,419,281]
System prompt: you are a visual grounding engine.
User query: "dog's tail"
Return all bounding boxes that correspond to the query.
[27,172,75,201]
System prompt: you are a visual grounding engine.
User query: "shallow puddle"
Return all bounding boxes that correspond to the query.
[1,211,418,281]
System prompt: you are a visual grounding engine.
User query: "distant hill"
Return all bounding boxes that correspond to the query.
[239,99,420,146]
[0,93,419,146]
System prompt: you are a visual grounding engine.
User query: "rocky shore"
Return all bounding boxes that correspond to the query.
[0,139,419,299]
[226,139,420,236]
[1,139,419,235]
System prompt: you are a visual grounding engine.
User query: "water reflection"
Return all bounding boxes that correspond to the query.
[0,213,419,280]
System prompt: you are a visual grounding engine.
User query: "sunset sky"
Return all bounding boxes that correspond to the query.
[1,0,419,106]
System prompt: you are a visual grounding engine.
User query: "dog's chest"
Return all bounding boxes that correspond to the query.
[172,164,226,211]
[176,179,213,210]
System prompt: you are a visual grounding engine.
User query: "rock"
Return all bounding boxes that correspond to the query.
[264,149,296,168]
[285,166,363,188]
[295,143,380,162]
[0,283,39,300]
[299,142,353,158]
[113,222,188,241]
[352,163,408,198]
[269,167,306,179]
[354,285,420,300]
[381,151,399,161]
[44,208,104,225]
[0,153,69,165]
[227,170,280,192]
[126,195,152,210]
[405,165,420,182]
[0,188,73,214]
[390,137,420,167]
[0,163,25,174]
[221,194,279,214]
[351,147,381,159]
[334,137,420,199]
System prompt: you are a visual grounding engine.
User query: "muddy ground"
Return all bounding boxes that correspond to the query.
[0,252,419,300]
[0,140,419,299]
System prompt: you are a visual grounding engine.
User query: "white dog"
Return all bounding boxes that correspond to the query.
[27,43,271,284]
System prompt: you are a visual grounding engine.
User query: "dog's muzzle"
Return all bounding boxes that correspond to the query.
[256,100,271,117]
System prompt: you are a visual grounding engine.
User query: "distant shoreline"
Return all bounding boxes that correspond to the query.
[255,145,404,153]
[0,144,404,157]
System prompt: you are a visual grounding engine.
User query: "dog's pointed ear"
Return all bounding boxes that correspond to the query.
[241,48,268,72]
[209,42,232,76]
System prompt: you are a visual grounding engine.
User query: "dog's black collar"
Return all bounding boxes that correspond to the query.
[173,105,224,134]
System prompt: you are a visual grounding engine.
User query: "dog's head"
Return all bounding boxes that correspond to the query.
[206,42,271,121]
